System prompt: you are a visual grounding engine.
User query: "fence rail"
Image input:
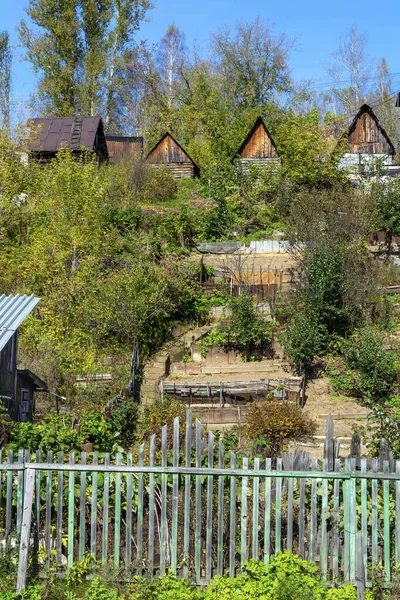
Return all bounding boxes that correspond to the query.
[1,410,400,591]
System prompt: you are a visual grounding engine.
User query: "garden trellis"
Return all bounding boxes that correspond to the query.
[1,410,400,591]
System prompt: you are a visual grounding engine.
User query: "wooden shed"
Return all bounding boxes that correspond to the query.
[105,135,143,162]
[339,104,395,169]
[0,294,47,422]
[146,132,200,178]
[234,117,280,172]
[26,116,109,162]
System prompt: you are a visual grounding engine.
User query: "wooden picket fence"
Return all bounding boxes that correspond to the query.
[2,410,400,591]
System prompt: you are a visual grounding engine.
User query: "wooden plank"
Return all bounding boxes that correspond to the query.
[78,452,87,561]
[349,458,357,582]
[136,445,144,574]
[102,453,110,566]
[34,451,41,559]
[160,426,168,575]
[217,441,225,575]
[126,452,133,568]
[16,468,35,593]
[383,460,390,582]
[396,461,400,567]
[183,409,192,579]
[45,451,53,567]
[371,459,378,567]
[298,463,306,559]
[310,459,317,563]
[114,453,121,568]
[57,451,65,563]
[252,458,260,559]
[360,458,367,579]
[286,466,293,554]
[90,453,99,558]
[275,458,282,555]
[320,458,328,577]
[5,450,13,541]
[206,431,214,582]
[264,458,271,567]
[16,449,24,537]
[332,458,340,578]
[229,451,237,577]
[241,457,249,569]
[68,452,75,568]
[171,418,179,574]
[195,419,202,583]
[148,437,155,574]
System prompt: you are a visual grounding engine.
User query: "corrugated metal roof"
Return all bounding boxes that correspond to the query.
[0,294,40,352]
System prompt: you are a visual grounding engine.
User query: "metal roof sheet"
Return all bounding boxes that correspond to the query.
[26,116,108,158]
[0,294,40,352]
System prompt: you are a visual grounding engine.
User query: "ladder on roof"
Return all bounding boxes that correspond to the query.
[70,116,83,150]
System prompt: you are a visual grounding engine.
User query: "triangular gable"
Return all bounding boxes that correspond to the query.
[343,104,395,155]
[235,117,279,160]
[146,132,200,176]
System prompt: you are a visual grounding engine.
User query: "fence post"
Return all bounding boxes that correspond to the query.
[17,467,35,593]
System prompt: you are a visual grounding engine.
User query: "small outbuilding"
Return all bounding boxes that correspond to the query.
[0,294,47,422]
[105,135,143,162]
[146,132,200,178]
[338,104,395,170]
[25,116,109,162]
[234,117,280,173]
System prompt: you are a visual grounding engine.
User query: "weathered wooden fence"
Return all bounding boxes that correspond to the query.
[2,411,400,591]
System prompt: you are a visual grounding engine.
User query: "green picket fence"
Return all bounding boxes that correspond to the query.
[1,410,400,591]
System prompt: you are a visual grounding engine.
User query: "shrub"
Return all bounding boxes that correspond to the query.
[142,167,178,203]
[281,311,327,374]
[137,395,188,452]
[130,572,204,599]
[243,397,317,457]
[79,412,117,452]
[341,327,398,403]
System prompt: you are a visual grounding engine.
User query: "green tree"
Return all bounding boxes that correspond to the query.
[224,293,271,361]
[281,312,327,374]
[19,0,151,128]
[0,31,11,131]
[342,327,398,403]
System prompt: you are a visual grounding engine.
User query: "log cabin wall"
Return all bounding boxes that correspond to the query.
[146,133,198,178]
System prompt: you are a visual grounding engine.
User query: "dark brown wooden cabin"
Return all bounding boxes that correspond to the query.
[0,294,47,422]
[344,104,395,156]
[105,135,143,162]
[26,116,109,162]
[146,132,200,178]
[234,117,280,172]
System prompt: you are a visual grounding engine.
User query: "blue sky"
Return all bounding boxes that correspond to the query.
[3,0,400,105]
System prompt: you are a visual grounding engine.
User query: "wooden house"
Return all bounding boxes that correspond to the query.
[338,104,395,170]
[234,117,280,173]
[146,132,200,178]
[25,116,109,162]
[105,135,143,163]
[0,294,47,422]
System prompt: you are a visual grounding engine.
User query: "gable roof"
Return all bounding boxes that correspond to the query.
[344,104,395,155]
[146,132,200,176]
[26,116,109,158]
[235,116,279,159]
[0,294,40,352]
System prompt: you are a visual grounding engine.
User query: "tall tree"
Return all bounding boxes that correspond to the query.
[157,25,186,108]
[0,31,12,131]
[18,0,151,129]
[326,25,370,117]
[211,18,293,108]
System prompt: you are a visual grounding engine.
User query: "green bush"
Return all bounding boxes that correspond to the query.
[130,572,204,599]
[280,311,327,374]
